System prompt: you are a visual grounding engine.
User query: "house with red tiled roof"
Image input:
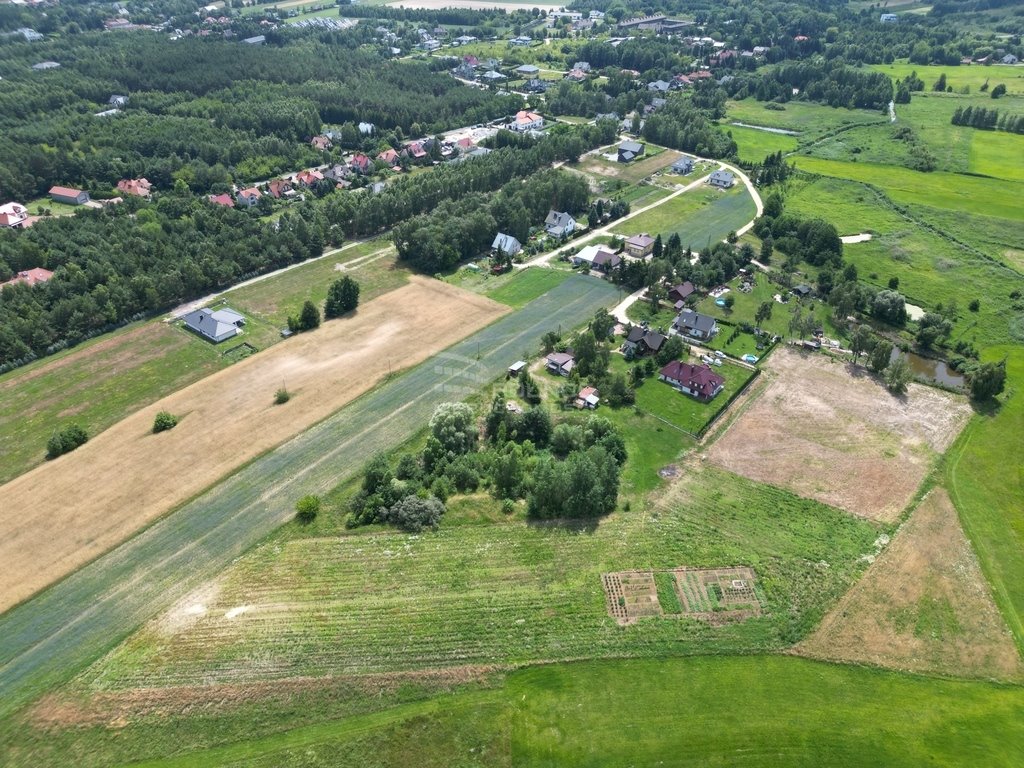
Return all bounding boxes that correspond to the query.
[311,135,332,151]
[293,169,325,187]
[1,267,54,290]
[236,187,262,208]
[266,178,294,199]
[511,110,544,131]
[659,361,725,401]
[403,142,428,160]
[207,193,235,208]
[349,154,372,174]
[116,178,152,198]
[377,148,400,164]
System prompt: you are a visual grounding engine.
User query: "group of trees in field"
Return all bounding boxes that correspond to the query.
[723,60,894,110]
[641,96,738,159]
[951,106,1024,134]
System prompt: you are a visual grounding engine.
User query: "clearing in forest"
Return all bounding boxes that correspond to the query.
[707,347,971,522]
[796,489,1022,681]
[0,278,505,613]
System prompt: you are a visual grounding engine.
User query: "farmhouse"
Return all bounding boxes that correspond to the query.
[709,170,735,189]
[624,233,655,258]
[492,232,522,257]
[623,327,667,356]
[659,360,725,401]
[617,140,646,163]
[576,386,600,409]
[672,157,695,174]
[673,308,718,340]
[182,306,246,343]
[116,178,152,197]
[545,351,576,376]
[1,267,53,290]
[545,210,577,238]
[0,202,30,228]
[48,186,89,205]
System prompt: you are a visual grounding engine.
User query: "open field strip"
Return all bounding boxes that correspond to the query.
[0,276,619,717]
[0,278,504,614]
[0,240,398,485]
[111,657,1024,768]
[726,99,888,135]
[728,124,800,162]
[870,62,1024,95]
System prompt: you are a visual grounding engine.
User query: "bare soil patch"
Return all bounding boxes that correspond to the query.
[707,347,971,522]
[796,489,1022,681]
[0,278,505,612]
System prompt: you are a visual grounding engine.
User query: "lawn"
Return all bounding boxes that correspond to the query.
[68,656,1024,767]
[611,184,756,251]
[485,268,573,308]
[727,124,800,163]
[791,156,1024,221]
[726,99,888,135]
[968,130,1024,182]
[870,62,1024,95]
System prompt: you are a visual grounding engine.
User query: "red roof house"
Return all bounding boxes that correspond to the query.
[293,169,325,187]
[1,267,54,290]
[311,135,332,151]
[116,178,152,197]
[350,153,372,174]
[267,178,294,199]
[207,193,235,208]
[659,361,725,401]
[377,148,400,164]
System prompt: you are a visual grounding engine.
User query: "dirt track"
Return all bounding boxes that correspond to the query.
[707,346,971,522]
[796,489,1022,681]
[0,278,505,612]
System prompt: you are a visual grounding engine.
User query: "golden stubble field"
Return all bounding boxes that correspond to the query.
[0,278,505,613]
[707,346,972,522]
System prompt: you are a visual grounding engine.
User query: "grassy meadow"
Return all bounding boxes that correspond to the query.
[727,124,800,162]
[611,184,756,250]
[870,62,1024,95]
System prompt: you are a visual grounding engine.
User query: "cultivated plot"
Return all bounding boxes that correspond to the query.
[707,347,972,522]
[603,567,763,625]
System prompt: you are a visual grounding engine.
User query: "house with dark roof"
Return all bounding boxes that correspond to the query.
[648,79,671,92]
[668,281,696,308]
[49,186,89,206]
[659,361,725,401]
[545,351,576,376]
[545,210,577,238]
[591,249,621,274]
[624,233,655,258]
[792,283,813,299]
[182,306,246,343]
[709,170,735,188]
[623,327,667,356]
[672,308,718,340]
[515,64,540,76]
[492,232,522,257]
[671,157,695,175]
[617,140,646,163]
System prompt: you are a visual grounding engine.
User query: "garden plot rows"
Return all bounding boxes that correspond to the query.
[80,467,880,692]
[0,276,619,716]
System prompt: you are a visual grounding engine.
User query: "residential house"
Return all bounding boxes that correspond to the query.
[349,154,372,174]
[523,78,549,93]
[182,306,246,343]
[116,178,152,197]
[591,249,621,274]
[311,135,332,151]
[623,327,667,356]
[207,193,235,208]
[236,187,262,208]
[377,148,401,165]
[16,27,43,42]
[752,46,770,56]
[266,178,294,199]
[545,210,577,238]
[294,169,325,187]
[545,351,576,376]
[565,68,588,82]
[668,281,696,308]
[672,308,718,340]
[453,62,477,80]
[515,64,540,77]
[572,61,591,72]
[481,70,506,83]
[792,283,813,299]
[456,137,476,152]
[648,79,671,92]
[512,110,544,131]
[671,157,695,174]
[708,170,735,188]
[589,10,605,20]
[879,13,898,23]
[659,361,725,401]
[1002,54,1019,65]
[108,94,128,107]
[358,122,375,135]
[323,164,350,183]
[0,202,30,228]
[575,386,600,409]
[0,267,53,290]
[492,232,522,257]
[48,186,89,205]
[454,34,477,45]
[403,142,428,160]
[509,36,533,46]
[624,233,655,258]
[617,140,646,163]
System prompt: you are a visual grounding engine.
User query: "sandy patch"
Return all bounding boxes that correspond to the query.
[706,347,971,522]
[905,302,925,321]
[796,489,1022,681]
[0,278,505,612]
[840,233,873,244]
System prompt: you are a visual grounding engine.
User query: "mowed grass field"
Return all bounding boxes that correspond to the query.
[0,276,620,718]
[727,124,799,162]
[611,183,756,250]
[726,99,888,134]
[870,62,1024,95]
[41,657,1024,768]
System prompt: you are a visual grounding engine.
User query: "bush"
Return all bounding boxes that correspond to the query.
[382,494,445,532]
[46,424,89,460]
[152,411,179,433]
[325,276,360,318]
[295,494,321,523]
[274,387,291,404]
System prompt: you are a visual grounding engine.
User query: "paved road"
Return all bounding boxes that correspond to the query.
[0,276,619,718]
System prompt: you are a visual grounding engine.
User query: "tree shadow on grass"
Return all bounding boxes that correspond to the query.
[525,516,600,534]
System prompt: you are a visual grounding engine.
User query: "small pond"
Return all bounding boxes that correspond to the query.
[889,348,965,389]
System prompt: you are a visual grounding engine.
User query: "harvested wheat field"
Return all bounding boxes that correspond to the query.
[0,278,505,612]
[797,489,1022,680]
[707,346,971,521]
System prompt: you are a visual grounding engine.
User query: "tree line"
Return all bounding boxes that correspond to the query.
[951,106,1024,134]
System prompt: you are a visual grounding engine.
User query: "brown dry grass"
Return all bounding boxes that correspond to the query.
[706,347,972,522]
[0,278,505,613]
[796,489,1022,681]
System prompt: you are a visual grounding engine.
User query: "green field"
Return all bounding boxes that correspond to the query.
[726,99,887,135]
[612,184,756,251]
[727,124,800,162]
[58,656,1024,767]
[486,268,573,308]
[870,62,1024,95]
[968,130,1024,181]
[0,276,620,718]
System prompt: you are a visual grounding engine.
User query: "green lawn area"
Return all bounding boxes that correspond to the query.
[85,656,1024,768]
[727,124,800,163]
[612,184,756,251]
[726,99,888,135]
[486,268,573,308]
[947,347,1024,656]
[968,130,1024,181]
[870,61,1024,95]
[791,156,1024,221]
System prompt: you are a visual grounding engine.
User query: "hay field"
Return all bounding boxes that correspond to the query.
[707,347,972,522]
[797,489,1022,680]
[0,278,505,613]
